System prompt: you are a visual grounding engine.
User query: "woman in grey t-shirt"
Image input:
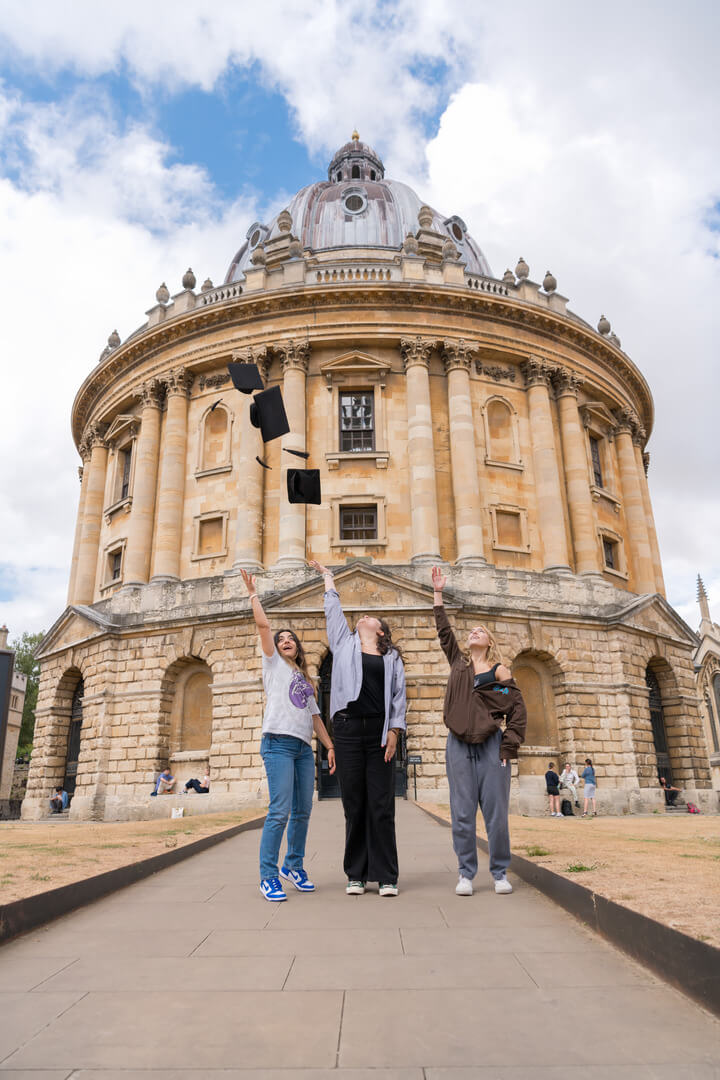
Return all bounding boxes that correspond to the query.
[242,570,335,902]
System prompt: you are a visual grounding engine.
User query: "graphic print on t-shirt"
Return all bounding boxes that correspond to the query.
[289,669,315,710]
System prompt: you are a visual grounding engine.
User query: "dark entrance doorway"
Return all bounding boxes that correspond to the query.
[63,678,84,801]
[316,652,407,799]
[646,668,671,783]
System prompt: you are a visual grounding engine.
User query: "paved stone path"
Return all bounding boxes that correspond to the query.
[1,800,719,1078]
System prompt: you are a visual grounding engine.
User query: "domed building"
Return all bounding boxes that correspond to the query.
[24,134,714,820]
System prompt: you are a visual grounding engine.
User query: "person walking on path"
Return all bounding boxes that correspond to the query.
[242,569,336,902]
[309,559,407,897]
[581,758,597,817]
[545,762,562,817]
[559,762,580,807]
[431,566,527,896]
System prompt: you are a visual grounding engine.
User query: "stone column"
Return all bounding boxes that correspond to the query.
[637,445,666,596]
[151,368,193,582]
[275,340,310,568]
[401,337,441,563]
[67,446,91,604]
[553,368,601,575]
[123,379,163,586]
[232,347,269,571]
[442,339,485,564]
[73,424,109,605]
[615,410,656,594]
[522,358,570,572]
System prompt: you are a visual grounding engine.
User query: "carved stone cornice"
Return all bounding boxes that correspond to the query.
[441,338,476,374]
[139,378,163,409]
[552,366,582,398]
[277,339,310,374]
[520,356,552,388]
[232,345,271,382]
[400,336,434,371]
[164,367,194,398]
[642,451,650,476]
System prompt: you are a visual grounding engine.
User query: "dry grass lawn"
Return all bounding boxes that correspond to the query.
[0,809,264,904]
[422,805,720,948]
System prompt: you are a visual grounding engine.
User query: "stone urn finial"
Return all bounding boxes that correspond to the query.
[442,238,459,261]
[277,209,293,233]
[418,205,434,229]
[182,268,196,290]
[201,277,214,292]
[515,256,529,280]
[156,282,170,304]
[288,238,302,258]
[250,244,267,266]
[609,331,621,348]
[402,233,419,255]
[108,329,121,348]
[598,314,611,335]
[542,270,557,293]
[502,268,515,284]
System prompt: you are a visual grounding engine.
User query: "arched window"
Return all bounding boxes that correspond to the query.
[64,678,84,799]
[483,398,521,467]
[705,689,720,755]
[351,164,360,179]
[180,670,212,751]
[646,667,671,781]
[197,404,232,475]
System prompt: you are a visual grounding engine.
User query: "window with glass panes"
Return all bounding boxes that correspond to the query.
[339,505,377,541]
[111,550,122,580]
[120,447,132,499]
[589,436,603,488]
[602,537,617,569]
[339,392,374,452]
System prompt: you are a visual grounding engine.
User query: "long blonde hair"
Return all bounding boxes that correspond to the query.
[461,624,504,668]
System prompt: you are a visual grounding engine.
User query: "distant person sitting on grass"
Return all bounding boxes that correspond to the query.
[49,786,69,813]
[545,763,562,818]
[151,767,175,796]
[184,770,210,794]
[659,776,681,806]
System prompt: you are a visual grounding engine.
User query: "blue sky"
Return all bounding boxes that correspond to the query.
[0,0,718,639]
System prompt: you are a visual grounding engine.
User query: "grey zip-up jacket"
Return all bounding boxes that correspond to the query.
[323,589,407,746]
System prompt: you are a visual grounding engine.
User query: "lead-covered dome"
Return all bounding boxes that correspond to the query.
[224,134,492,282]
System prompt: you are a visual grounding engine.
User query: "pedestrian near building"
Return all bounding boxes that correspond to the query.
[582,758,597,816]
[431,566,527,896]
[545,763,562,817]
[184,770,210,794]
[49,786,68,813]
[309,559,407,898]
[151,768,175,795]
[559,762,580,807]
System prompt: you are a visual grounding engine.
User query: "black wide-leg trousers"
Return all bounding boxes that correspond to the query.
[333,713,398,885]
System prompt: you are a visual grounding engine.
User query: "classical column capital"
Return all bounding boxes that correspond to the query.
[139,378,163,409]
[552,366,582,398]
[277,339,310,374]
[614,406,639,436]
[521,356,552,388]
[642,451,650,476]
[165,367,194,398]
[441,338,476,374]
[232,345,271,382]
[632,424,647,448]
[77,465,84,483]
[82,421,108,452]
[400,336,434,371]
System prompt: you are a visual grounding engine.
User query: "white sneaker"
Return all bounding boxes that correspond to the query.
[379,883,398,897]
[494,876,513,894]
[455,876,473,896]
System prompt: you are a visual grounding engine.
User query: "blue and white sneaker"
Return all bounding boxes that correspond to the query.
[260,877,287,902]
[279,867,315,892]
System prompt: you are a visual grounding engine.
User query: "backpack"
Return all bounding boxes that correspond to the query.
[561,798,574,816]
[687,802,700,814]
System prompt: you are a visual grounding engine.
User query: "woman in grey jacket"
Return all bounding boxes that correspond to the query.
[309,560,407,896]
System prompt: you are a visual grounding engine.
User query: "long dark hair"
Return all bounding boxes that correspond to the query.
[273,628,309,679]
[378,619,403,661]
[585,758,593,767]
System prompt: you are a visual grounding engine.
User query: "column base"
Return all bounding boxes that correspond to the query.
[410,553,442,565]
[272,557,308,569]
[149,574,180,585]
[454,555,488,567]
[226,561,264,575]
[543,564,573,575]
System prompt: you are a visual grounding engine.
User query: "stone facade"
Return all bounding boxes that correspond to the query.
[694,577,720,793]
[23,137,716,820]
[0,626,27,803]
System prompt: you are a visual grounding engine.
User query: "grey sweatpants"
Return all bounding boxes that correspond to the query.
[446,730,511,880]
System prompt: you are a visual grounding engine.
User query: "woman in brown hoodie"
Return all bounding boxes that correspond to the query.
[431,566,527,896]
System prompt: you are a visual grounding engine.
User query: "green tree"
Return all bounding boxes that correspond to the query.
[10,630,45,757]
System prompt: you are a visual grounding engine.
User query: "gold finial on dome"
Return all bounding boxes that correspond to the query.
[351,129,359,141]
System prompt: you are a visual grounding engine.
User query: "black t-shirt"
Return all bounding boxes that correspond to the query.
[346,652,385,717]
[545,770,560,788]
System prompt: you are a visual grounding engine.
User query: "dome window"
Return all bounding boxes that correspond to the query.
[351,165,360,179]
[245,222,268,249]
[250,230,262,247]
[444,215,468,244]
[370,170,376,181]
[344,191,367,215]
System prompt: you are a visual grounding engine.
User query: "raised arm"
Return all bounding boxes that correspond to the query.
[308,559,351,651]
[241,569,274,658]
[431,565,460,665]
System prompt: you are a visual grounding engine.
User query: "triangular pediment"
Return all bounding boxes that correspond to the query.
[612,594,699,645]
[36,605,116,659]
[320,351,391,377]
[264,561,455,613]
[105,414,140,445]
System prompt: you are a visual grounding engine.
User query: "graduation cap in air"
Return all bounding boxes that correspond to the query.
[227,361,264,394]
[287,468,322,505]
[249,385,290,443]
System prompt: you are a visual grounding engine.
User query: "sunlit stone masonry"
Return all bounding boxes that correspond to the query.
[24,135,715,820]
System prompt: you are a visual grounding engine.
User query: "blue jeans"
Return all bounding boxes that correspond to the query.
[259,734,315,881]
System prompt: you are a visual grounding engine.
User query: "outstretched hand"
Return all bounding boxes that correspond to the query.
[431,565,447,592]
[308,559,331,577]
[240,568,256,596]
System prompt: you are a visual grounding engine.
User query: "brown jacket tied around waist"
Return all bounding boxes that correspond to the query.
[434,605,527,759]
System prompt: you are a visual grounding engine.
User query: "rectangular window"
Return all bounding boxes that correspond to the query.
[120,448,132,500]
[339,505,378,541]
[590,436,603,488]
[602,537,617,569]
[339,392,374,452]
[198,516,224,555]
[11,694,18,709]
[111,551,122,580]
[496,509,523,549]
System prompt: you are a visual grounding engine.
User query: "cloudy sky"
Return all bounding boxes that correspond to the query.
[0,0,718,640]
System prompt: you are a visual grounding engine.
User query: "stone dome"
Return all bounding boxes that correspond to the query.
[224,135,492,282]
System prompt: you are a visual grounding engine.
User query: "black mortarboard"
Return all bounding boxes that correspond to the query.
[284,447,310,460]
[287,468,322,505]
[249,385,290,442]
[227,361,264,394]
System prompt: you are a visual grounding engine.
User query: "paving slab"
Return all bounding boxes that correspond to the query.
[0,799,718,1075]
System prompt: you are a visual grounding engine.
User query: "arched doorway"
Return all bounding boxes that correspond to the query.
[646,667,671,783]
[63,677,84,801]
